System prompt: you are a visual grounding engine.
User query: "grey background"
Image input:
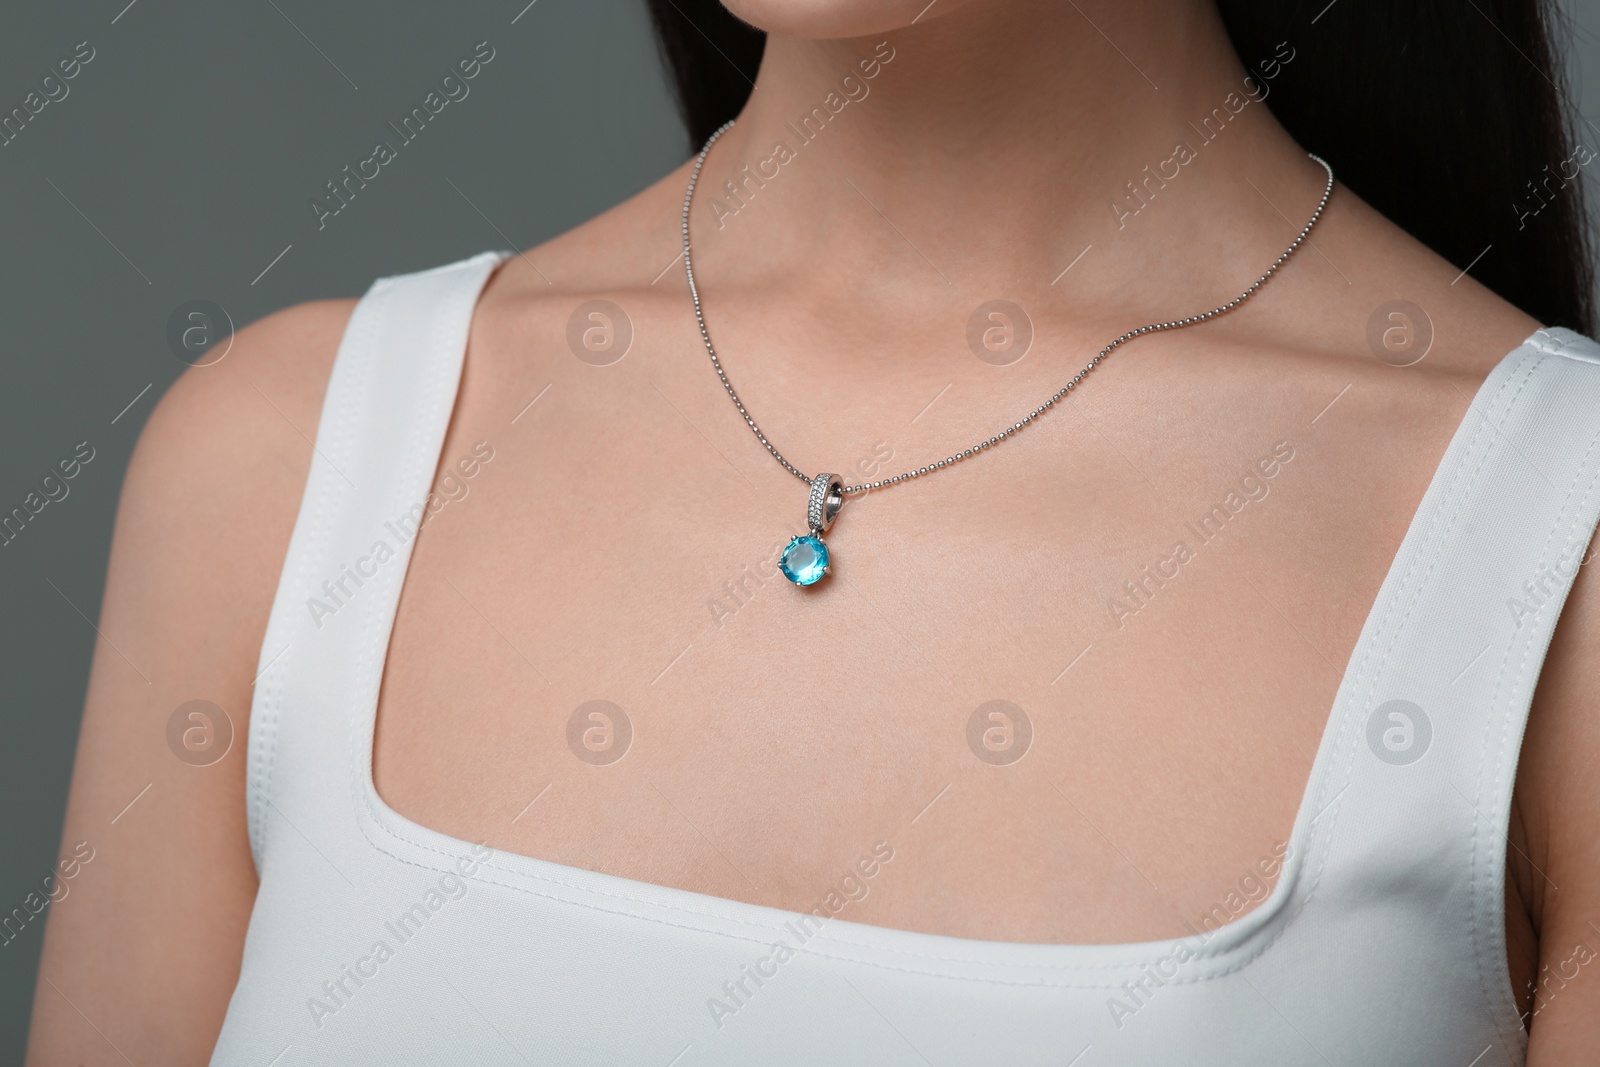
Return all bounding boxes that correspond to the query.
[2,0,1600,1060]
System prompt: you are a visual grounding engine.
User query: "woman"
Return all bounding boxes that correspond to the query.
[26,0,1600,1063]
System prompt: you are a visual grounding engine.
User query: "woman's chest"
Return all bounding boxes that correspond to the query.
[367,347,1440,945]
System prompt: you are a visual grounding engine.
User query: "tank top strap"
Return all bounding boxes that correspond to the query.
[246,251,508,872]
[1288,326,1600,1042]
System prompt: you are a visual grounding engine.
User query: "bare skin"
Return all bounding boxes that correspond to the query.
[27,0,1600,1061]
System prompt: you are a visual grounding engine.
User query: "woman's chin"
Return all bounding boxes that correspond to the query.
[721,0,981,39]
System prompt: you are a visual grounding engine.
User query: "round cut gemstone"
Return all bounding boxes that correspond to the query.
[779,535,830,586]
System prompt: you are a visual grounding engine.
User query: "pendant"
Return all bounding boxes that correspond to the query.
[780,473,844,586]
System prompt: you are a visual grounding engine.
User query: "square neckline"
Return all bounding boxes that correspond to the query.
[342,252,1541,979]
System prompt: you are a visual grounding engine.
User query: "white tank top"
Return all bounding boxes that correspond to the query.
[209,251,1600,1066]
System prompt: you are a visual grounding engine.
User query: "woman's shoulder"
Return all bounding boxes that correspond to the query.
[1328,179,1600,1037]
[134,297,358,565]
[131,156,699,606]
[467,159,698,336]
[146,296,356,453]
[1262,177,1548,385]
[120,295,362,704]
[24,295,368,1066]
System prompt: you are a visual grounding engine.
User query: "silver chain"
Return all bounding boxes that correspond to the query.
[681,119,1335,497]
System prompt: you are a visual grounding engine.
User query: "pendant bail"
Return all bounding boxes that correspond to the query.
[808,473,844,536]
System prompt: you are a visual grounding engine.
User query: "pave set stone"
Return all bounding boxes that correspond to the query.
[806,475,830,532]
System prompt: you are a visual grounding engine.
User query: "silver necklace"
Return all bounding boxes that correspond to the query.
[681,119,1335,587]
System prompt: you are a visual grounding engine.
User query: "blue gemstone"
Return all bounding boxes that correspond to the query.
[779,535,830,586]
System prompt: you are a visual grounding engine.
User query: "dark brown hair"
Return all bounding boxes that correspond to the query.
[645,0,1595,333]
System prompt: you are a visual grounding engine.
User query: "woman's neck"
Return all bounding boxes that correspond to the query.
[694,0,1320,317]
